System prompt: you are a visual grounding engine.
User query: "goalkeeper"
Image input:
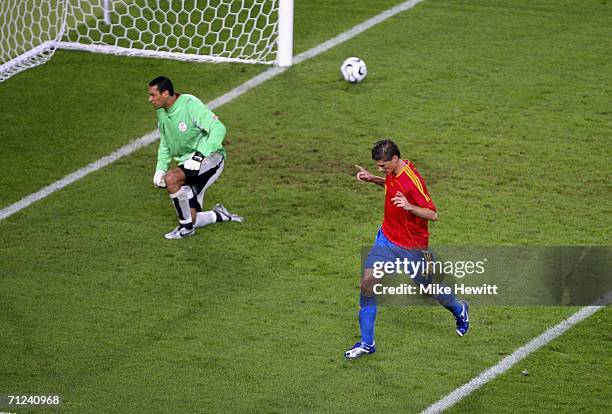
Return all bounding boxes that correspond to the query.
[148,76,243,240]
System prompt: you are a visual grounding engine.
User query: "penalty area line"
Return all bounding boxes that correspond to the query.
[420,291,612,414]
[0,0,425,221]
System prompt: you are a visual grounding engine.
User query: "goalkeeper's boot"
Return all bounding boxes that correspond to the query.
[213,203,244,223]
[164,225,195,240]
[455,300,470,337]
[344,341,375,359]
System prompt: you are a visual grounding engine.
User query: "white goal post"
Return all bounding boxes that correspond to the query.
[0,0,293,83]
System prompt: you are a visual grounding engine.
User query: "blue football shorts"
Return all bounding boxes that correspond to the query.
[363,228,434,283]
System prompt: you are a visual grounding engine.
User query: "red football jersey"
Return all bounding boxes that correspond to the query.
[381,160,436,249]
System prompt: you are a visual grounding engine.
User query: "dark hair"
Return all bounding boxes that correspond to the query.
[371,139,401,161]
[149,76,175,96]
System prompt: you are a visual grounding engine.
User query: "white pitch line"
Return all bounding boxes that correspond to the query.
[420,291,612,414]
[0,0,425,222]
[0,131,159,221]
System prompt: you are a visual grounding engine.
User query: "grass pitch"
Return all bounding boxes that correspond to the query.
[0,0,610,413]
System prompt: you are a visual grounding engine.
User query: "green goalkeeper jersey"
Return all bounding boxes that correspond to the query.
[155,94,227,172]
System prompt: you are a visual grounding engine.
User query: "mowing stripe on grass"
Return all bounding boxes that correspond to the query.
[0,0,425,221]
[420,291,612,414]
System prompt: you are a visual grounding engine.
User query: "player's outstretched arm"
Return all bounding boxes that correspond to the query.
[355,165,385,187]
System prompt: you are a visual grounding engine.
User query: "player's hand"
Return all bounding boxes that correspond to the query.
[391,191,413,211]
[153,170,166,188]
[184,152,204,171]
[355,165,374,182]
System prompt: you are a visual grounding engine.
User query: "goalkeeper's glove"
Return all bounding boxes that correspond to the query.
[184,152,204,172]
[153,170,166,188]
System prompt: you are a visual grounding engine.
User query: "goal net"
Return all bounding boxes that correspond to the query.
[1,0,293,83]
[0,0,68,82]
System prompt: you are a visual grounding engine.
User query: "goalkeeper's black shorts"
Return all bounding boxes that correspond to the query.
[179,152,225,211]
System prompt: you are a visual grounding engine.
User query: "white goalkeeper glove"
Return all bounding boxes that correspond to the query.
[184,152,204,172]
[153,170,166,188]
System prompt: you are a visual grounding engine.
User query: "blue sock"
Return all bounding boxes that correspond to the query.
[413,275,463,317]
[359,293,377,345]
[436,289,463,317]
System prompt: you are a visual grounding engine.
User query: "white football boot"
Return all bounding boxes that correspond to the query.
[344,341,376,359]
[164,225,195,240]
[213,203,244,223]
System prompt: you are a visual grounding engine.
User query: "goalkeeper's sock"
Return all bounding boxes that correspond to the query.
[194,211,219,228]
[170,186,194,229]
[359,293,377,346]
[193,205,245,228]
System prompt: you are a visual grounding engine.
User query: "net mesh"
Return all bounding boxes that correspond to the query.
[1,0,281,82]
[0,0,67,82]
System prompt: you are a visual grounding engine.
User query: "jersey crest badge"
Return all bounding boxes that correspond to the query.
[178,121,187,132]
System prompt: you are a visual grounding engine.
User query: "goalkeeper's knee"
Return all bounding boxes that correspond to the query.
[165,168,186,192]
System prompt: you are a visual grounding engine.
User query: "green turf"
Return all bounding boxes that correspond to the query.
[446,308,612,413]
[1,0,611,413]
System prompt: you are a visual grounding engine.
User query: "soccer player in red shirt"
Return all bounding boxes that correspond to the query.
[345,139,469,359]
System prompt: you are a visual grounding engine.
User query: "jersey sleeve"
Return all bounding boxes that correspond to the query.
[190,102,227,157]
[402,170,436,211]
[409,183,436,211]
[155,121,172,171]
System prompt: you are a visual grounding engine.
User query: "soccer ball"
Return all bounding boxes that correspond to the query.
[340,57,367,83]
